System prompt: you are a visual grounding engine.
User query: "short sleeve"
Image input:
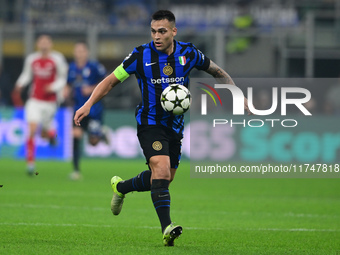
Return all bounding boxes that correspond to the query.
[121,47,140,75]
[194,47,210,71]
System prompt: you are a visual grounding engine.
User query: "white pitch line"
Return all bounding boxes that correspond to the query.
[1,203,340,219]
[0,222,338,232]
[1,203,339,220]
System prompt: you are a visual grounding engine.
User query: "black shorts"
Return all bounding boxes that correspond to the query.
[73,115,103,136]
[137,125,183,169]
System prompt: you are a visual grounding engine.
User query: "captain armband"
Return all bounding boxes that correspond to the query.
[113,64,130,82]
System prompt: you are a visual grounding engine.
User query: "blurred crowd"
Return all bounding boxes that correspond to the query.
[1,0,340,115]
[1,0,337,29]
[0,0,157,29]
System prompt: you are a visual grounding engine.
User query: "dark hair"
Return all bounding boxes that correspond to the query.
[75,40,88,48]
[152,10,176,24]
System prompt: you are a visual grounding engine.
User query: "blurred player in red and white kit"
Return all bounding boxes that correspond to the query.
[13,34,68,175]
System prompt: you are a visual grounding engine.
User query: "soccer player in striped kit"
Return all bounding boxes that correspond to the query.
[74,10,250,246]
[14,34,68,175]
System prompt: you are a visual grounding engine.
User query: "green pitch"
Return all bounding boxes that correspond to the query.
[0,159,339,255]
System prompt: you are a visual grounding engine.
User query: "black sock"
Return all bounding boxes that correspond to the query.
[117,170,151,194]
[73,137,81,172]
[151,179,171,232]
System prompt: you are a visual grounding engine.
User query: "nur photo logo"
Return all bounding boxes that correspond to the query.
[198,82,312,128]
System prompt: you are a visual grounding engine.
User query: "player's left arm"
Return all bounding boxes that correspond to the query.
[47,54,68,93]
[205,60,235,85]
[205,60,251,115]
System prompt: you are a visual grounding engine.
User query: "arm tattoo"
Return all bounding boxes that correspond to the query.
[205,60,235,85]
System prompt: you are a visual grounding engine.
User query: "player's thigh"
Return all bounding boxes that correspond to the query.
[74,115,89,134]
[25,98,43,125]
[73,126,83,138]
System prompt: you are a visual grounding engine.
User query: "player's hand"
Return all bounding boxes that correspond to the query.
[11,86,24,107]
[45,85,54,93]
[74,104,91,126]
[244,97,253,115]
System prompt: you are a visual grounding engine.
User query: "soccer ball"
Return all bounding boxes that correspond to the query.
[160,84,191,115]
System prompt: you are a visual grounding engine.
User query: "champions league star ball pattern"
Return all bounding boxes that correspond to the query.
[160,84,191,115]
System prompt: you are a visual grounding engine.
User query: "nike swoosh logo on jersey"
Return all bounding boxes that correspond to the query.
[145,62,157,66]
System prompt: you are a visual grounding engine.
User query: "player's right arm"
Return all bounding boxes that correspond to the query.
[15,54,34,90]
[74,72,120,126]
[12,54,34,106]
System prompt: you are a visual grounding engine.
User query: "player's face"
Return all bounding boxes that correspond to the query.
[151,19,177,55]
[74,43,89,63]
[36,36,53,54]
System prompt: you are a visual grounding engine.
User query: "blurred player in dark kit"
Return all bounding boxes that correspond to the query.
[65,41,107,180]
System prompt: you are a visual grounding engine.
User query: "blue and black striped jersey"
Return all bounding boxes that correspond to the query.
[121,40,210,134]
